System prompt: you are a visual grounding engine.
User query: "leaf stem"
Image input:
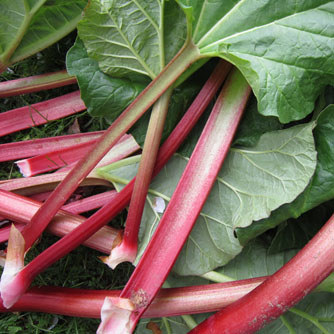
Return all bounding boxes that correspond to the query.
[102,88,173,268]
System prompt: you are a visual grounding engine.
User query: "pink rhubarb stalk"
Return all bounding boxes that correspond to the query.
[0,133,139,195]
[15,133,137,177]
[102,88,173,269]
[14,42,199,256]
[98,68,251,333]
[0,70,76,98]
[189,214,334,334]
[0,60,230,309]
[0,189,120,254]
[0,91,86,137]
[0,131,103,162]
[0,278,265,319]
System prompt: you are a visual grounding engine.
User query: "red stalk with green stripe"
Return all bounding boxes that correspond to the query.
[98,68,251,334]
[0,60,229,309]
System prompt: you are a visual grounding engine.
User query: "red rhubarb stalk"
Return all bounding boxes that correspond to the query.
[15,42,199,255]
[0,60,230,309]
[98,68,251,333]
[0,70,76,98]
[0,131,103,162]
[0,91,86,137]
[0,172,110,196]
[0,133,139,195]
[0,189,120,254]
[189,214,334,334]
[0,278,265,319]
[102,88,173,269]
[15,133,138,177]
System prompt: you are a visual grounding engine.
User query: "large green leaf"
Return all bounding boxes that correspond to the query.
[0,0,86,69]
[237,106,334,245]
[78,0,186,80]
[178,0,334,123]
[98,123,316,275]
[66,37,146,122]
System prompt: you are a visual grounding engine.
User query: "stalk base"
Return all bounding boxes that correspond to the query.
[97,296,135,334]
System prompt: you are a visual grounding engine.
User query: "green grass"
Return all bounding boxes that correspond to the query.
[0,33,133,333]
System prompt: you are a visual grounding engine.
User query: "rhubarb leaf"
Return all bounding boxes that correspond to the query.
[0,0,86,69]
[98,123,317,275]
[258,294,334,334]
[237,106,334,245]
[66,37,145,123]
[178,0,334,123]
[216,240,334,333]
[78,0,186,80]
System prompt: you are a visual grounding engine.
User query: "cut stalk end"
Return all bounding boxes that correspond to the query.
[99,239,136,269]
[0,224,26,308]
[97,296,135,334]
[15,159,32,177]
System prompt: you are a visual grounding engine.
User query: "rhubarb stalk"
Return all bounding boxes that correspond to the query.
[0,189,120,256]
[0,131,103,162]
[0,278,265,319]
[15,133,138,177]
[17,42,200,254]
[101,88,173,269]
[0,60,230,309]
[0,91,86,137]
[189,214,334,334]
[98,68,251,333]
[0,70,76,98]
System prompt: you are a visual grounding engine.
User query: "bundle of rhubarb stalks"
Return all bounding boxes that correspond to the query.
[1,1,334,333]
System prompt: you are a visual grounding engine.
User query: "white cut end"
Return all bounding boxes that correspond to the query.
[0,224,26,308]
[152,197,166,213]
[15,159,32,177]
[100,241,136,270]
[97,297,135,334]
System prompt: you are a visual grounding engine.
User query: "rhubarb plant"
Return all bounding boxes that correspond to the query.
[0,0,334,333]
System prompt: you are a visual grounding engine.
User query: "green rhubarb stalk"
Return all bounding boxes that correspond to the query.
[101,88,173,269]
[97,68,251,334]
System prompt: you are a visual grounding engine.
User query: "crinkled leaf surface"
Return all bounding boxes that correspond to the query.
[66,37,145,122]
[0,0,86,67]
[98,123,316,275]
[237,106,334,245]
[66,37,200,144]
[178,0,334,122]
[78,0,187,80]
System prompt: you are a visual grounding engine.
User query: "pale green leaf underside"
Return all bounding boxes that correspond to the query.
[99,123,316,275]
[179,0,334,123]
[78,0,186,80]
[0,0,86,67]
